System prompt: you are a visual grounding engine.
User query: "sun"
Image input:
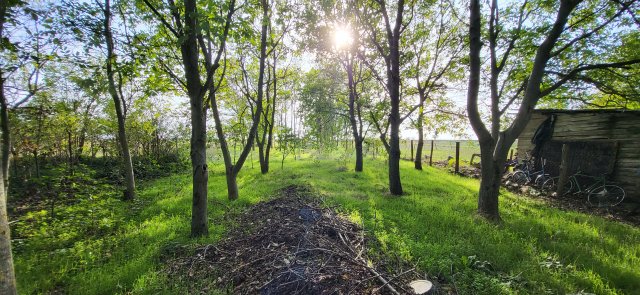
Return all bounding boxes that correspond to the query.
[332,25,354,50]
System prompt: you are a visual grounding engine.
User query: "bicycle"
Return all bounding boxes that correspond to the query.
[542,171,625,207]
[510,157,551,188]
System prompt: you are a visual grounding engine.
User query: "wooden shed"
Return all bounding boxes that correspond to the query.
[517,109,640,203]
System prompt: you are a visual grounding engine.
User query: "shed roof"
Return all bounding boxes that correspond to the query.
[533,109,640,114]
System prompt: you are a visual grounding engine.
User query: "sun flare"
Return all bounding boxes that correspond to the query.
[332,25,354,49]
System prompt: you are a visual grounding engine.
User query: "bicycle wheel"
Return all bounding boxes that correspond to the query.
[534,174,550,188]
[511,171,529,185]
[587,185,625,207]
[542,177,573,196]
[541,177,554,194]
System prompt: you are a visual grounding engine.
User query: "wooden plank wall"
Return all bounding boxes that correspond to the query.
[517,111,640,203]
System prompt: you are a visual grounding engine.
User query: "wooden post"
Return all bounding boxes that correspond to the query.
[509,149,514,161]
[557,143,570,195]
[410,140,414,161]
[455,141,460,174]
[429,140,434,166]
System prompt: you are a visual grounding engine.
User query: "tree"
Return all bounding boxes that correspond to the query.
[343,52,367,172]
[208,0,268,199]
[103,0,136,200]
[466,0,640,221]
[255,0,293,174]
[142,0,237,235]
[356,0,411,195]
[299,0,371,172]
[298,66,347,150]
[405,0,464,170]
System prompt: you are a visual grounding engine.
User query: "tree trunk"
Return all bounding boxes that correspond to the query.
[477,143,505,222]
[104,0,135,200]
[258,143,267,174]
[118,127,136,200]
[77,126,87,157]
[0,88,9,196]
[0,170,16,295]
[414,107,424,170]
[33,151,40,178]
[388,128,402,195]
[190,108,209,235]
[257,72,269,175]
[67,130,74,175]
[225,167,239,201]
[212,0,268,199]
[355,139,363,172]
[264,56,277,174]
[388,42,403,195]
[346,58,364,172]
[385,2,405,196]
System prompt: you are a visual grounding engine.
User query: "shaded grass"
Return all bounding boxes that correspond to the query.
[13,154,640,294]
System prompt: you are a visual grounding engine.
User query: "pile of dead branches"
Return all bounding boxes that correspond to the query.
[166,185,430,294]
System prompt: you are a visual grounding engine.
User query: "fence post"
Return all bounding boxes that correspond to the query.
[557,143,570,195]
[410,140,414,161]
[455,141,460,174]
[429,140,434,166]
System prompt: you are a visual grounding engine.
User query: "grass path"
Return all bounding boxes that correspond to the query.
[13,156,640,294]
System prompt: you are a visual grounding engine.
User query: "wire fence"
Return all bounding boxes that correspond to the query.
[206,139,517,168]
[398,139,518,166]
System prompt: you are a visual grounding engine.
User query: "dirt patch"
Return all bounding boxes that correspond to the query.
[166,185,436,294]
[432,161,481,179]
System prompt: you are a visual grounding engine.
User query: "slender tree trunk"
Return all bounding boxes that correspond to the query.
[33,151,40,178]
[210,89,236,199]
[355,139,363,171]
[67,130,74,175]
[0,88,9,196]
[257,71,269,174]
[210,0,267,200]
[414,107,424,170]
[104,0,135,200]
[0,168,15,295]
[257,86,268,174]
[77,127,87,157]
[388,38,403,195]
[346,59,364,172]
[225,167,239,201]
[264,57,277,174]
[11,153,16,177]
[257,143,267,174]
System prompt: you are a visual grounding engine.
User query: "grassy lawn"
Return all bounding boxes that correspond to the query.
[12,155,640,294]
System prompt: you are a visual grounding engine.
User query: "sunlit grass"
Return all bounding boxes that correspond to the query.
[12,152,640,294]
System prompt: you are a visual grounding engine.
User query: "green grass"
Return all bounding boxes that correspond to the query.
[12,153,640,294]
